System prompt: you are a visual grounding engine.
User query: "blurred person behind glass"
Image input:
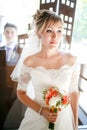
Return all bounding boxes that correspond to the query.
[0,22,20,63]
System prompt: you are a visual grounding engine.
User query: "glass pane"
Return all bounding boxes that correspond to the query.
[79,78,87,92]
[82,65,87,78]
[79,92,87,114]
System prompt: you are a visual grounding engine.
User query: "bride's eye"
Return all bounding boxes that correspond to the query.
[57,29,62,33]
[46,29,52,33]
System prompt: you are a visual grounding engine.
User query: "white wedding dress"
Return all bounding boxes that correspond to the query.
[17,62,80,130]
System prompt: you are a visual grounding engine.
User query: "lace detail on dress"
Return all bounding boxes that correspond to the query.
[17,62,80,93]
[69,63,80,93]
[17,64,31,91]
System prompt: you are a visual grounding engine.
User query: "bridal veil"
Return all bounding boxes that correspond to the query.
[11,30,41,81]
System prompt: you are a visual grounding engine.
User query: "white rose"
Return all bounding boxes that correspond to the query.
[49,96,61,107]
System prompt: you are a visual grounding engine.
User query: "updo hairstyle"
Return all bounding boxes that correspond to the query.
[33,9,63,34]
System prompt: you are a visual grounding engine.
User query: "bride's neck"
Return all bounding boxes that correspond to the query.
[40,46,58,58]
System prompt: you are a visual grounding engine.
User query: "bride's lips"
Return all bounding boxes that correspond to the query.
[50,41,58,44]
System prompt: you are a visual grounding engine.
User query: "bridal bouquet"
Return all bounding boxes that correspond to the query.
[43,87,70,130]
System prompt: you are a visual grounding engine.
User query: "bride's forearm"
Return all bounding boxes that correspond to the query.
[17,90,41,113]
[70,92,79,129]
[17,90,58,123]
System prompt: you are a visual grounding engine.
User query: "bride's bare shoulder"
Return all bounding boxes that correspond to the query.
[65,52,77,66]
[23,54,36,67]
[60,51,76,66]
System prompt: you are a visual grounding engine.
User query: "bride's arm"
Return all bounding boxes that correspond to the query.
[17,90,42,113]
[69,63,80,130]
[17,90,58,123]
[70,92,79,130]
[16,63,42,113]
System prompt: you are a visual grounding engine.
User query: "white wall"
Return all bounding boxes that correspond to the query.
[0,0,40,34]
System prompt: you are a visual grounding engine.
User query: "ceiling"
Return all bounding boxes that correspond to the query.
[0,0,40,16]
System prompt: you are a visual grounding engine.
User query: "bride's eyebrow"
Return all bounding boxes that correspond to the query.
[57,27,62,29]
[46,27,52,29]
[45,26,62,30]
[45,27,52,31]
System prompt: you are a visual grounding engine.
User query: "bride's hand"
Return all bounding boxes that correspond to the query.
[41,107,58,123]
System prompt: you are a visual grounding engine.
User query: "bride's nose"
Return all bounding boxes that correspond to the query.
[52,32,58,39]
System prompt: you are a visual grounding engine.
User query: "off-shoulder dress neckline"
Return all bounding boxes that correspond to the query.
[22,60,77,71]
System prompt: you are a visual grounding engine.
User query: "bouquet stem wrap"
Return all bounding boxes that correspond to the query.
[49,108,57,130]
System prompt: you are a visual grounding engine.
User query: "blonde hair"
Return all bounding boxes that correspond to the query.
[33,9,63,34]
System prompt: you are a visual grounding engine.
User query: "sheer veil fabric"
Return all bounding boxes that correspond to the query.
[11,30,41,81]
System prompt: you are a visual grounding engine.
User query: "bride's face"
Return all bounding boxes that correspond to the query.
[40,21,63,48]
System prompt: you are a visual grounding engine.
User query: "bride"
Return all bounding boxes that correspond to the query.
[11,9,80,130]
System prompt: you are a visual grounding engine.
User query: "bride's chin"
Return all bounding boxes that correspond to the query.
[49,43,59,47]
